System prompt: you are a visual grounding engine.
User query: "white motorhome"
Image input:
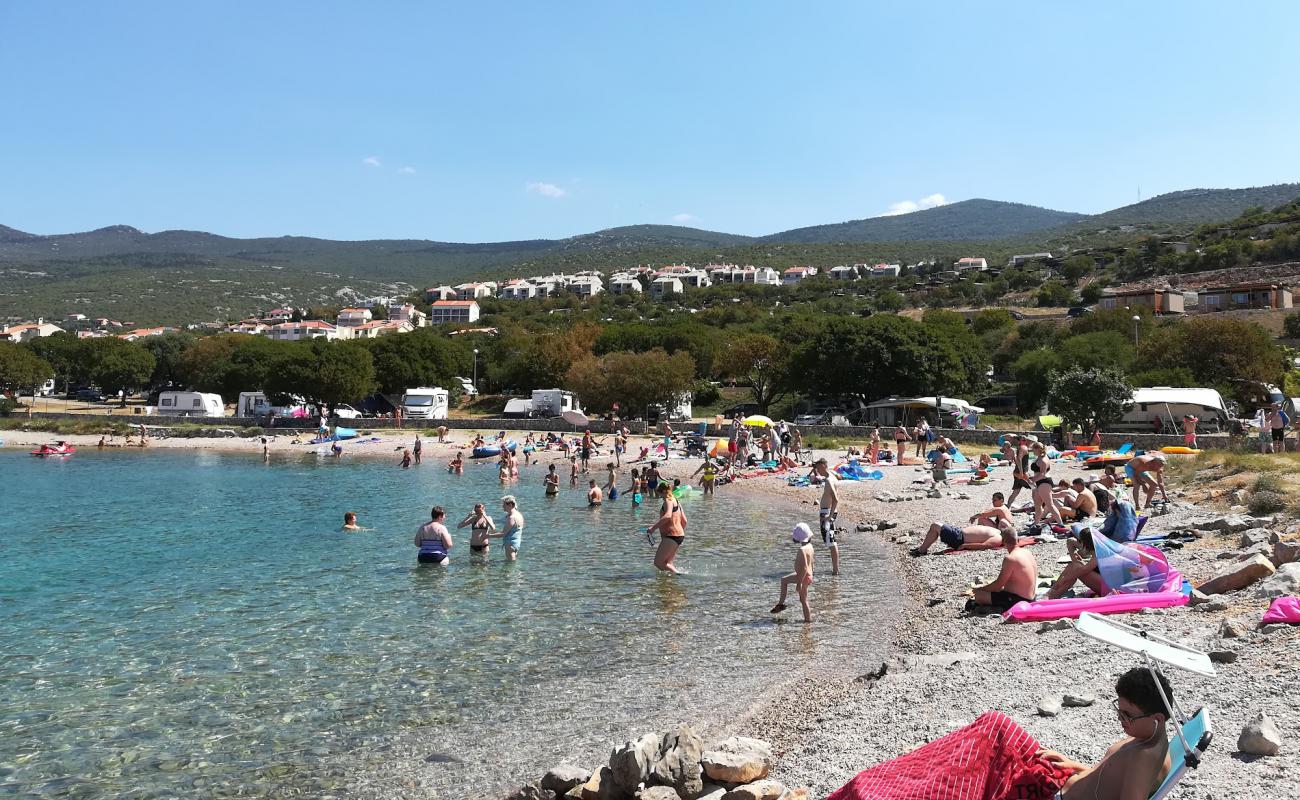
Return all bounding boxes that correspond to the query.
[402,387,449,420]
[158,391,225,417]
[1118,387,1229,432]
[503,389,581,418]
[236,391,310,419]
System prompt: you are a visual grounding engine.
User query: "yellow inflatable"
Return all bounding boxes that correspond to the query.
[1159,446,1201,455]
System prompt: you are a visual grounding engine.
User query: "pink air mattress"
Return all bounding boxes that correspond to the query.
[1003,590,1188,622]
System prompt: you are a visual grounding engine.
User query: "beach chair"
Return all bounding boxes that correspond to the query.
[1116,442,1134,455]
[1074,613,1214,800]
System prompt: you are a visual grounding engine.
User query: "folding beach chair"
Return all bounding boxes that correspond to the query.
[1074,612,1214,800]
[1116,442,1135,455]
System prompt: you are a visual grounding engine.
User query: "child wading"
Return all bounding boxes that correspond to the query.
[771,523,815,622]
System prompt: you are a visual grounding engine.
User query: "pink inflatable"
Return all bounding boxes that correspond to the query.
[1003,590,1188,622]
[1262,596,1300,625]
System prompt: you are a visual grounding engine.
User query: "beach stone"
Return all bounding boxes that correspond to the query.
[542,765,592,795]
[1273,539,1300,566]
[1205,515,1253,534]
[1209,650,1239,664]
[1193,598,1230,613]
[649,724,705,797]
[1239,528,1271,548]
[1037,619,1074,633]
[637,787,682,800]
[508,783,557,800]
[1198,554,1276,595]
[1238,712,1283,756]
[1063,692,1096,707]
[1037,696,1063,717]
[696,784,727,800]
[779,790,810,800]
[1253,562,1300,600]
[610,734,661,795]
[722,780,785,800]
[1187,590,1214,607]
[567,766,616,800]
[1219,618,1248,639]
[701,737,772,784]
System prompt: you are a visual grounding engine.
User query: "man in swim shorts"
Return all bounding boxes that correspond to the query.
[813,458,840,575]
[910,520,1008,556]
[969,525,1038,611]
[1126,452,1169,509]
[587,479,603,506]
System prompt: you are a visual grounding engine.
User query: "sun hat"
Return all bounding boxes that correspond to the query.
[792,523,813,543]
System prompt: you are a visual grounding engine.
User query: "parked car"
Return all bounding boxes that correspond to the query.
[332,404,363,420]
[75,387,105,402]
[720,402,761,419]
[1066,306,1092,318]
[797,409,848,426]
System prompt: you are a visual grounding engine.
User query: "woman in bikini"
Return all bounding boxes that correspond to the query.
[647,483,687,573]
[893,424,909,465]
[457,503,496,559]
[1030,443,1065,526]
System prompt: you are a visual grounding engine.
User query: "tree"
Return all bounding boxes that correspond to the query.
[1080,283,1104,305]
[0,341,54,391]
[139,332,196,390]
[1057,331,1134,372]
[1284,312,1300,339]
[82,338,156,405]
[1059,255,1094,284]
[267,340,375,410]
[1047,367,1134,438]
[565,349,696,418]
[1133,316,1284,405]
[1011,348,1061,415]
[721,334,791,412]
[1036,280,1075,307]
[25,332,82,392]
[365,329,468,396]
[970,309,1016,336]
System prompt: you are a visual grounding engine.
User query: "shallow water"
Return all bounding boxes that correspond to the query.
[0,448,896,797]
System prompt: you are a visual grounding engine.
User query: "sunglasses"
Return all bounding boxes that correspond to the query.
[1111,698,1156,724]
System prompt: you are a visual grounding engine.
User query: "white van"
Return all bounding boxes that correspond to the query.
[402,387,449,420]
[1117,387,1229,432]
[158,391,225,417]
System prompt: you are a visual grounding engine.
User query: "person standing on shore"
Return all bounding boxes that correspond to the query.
[647,484,686,574]
[869,423,881,466]
[436,424,448,443]
[813,458,841,575]
[414,507,452,565]
[892,424,909,465]
[728,416,741,466]
[770,522,815,622]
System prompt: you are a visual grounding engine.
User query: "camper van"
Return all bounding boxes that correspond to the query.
[158,391,225,418]
[1117,387,1229,433]
[503,389,582,419]
[401,387,449,420]
[235,392,309,419]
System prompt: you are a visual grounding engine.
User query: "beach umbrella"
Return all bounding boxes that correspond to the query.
[742,414,774,427]
[561,409,589,427]
[709,439,728,457]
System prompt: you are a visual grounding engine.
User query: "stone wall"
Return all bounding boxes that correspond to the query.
[26,411,645,435]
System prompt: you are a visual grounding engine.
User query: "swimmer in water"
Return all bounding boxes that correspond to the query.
[587,479,603,506]
[771,523,815,622]
[414,506,452,565]
[544,463,560,496]
[341,512,366,532]
[458,502,496,559]
[449,451,464,474]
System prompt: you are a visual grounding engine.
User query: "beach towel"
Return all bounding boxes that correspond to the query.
[827,711,1069,800]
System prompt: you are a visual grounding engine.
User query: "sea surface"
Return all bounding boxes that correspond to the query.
[0,447,897,798]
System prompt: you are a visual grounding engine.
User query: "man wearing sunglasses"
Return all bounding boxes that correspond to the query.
[1036,667,1173,799]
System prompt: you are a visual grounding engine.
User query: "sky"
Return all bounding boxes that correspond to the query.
[2,1,1299,242]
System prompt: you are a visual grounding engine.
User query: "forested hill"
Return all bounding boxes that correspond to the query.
[763,199,1085,243]
[1076,184,1300,229]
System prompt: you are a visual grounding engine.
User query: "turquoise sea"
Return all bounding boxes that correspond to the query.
[0,448,896,797]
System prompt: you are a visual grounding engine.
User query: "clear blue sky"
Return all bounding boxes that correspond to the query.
[2,1,1298,242]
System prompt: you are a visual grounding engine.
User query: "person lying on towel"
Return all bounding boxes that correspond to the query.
[828,667,1175,800]
[910,519,1010,556]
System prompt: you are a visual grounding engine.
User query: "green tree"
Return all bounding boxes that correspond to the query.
[1080,283,1104,305]
[25,332,82,392]
[1059,255,1094,284]
[721,334,791,413]
[1047,367,1134,438]
[82,338,156,405]
[365,329,468,396]
[1036,280,1075,307]
[0,341,55,391]
[1129,367,1197,387]
[565,349,696,418]
[1284,312,1300,339]
[1133,316,1283,405]
[267,340,375,410]
[970,309,1016,336]
[139,332,196,390]
[1011,348,1062,415]
[1057,331,1134,372]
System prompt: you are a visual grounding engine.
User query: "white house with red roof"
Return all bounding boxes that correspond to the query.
[335,308,373,327]
[954,257,988,272]
[425,286,457,302]
[455,283,494,300]
[266,308,294,322]
[429,300,481,325]
[782,266,817,284]
[2,320,64,342]
[264,320,343,342]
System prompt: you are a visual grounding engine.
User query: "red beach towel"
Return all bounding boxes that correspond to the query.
[939,538,1038,554]
[827,711,1070,800]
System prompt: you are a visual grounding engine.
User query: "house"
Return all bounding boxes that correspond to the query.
[1197,283,1293,312]
[228,320,269,335]
[1,321,64,342]
[118,327,171,341]
[650,276,684,297]
[388,303,427,327]
[360,296,398,309]
[707,265,739,283]
[1008,253,1054,267]
[783,266,816,284]
[829,265,859,281]
[425,286,457,302]
[743,267,781,285]
[455,283,494,301]
[266,308,294,322]
[500,281,539,300]
[264,320,343,342]
[869,263,902,278]
[348,320,414,339]
[658,264,693,274]
[1098,288,1186,314]
[65,313,88,324]
[429,300,481,325]
[335,308,374,327]
[569,276,604,297]
[609,274,643,295]
[681,270,712,289]
[954,257,988,272]
[530,278,560,297]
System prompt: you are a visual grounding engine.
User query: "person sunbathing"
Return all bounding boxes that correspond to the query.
[967,526,1038,611]
[827,667,1176,800]
[910,519,1009,556]
[1045,529,1109,599]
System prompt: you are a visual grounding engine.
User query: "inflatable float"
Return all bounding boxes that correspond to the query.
[1085,453,1134,469]
[471,441,517,459]
[31,441,76,457]
[1003,590,1189,622]
[1159,446,1201,455]
[834,461,883,481]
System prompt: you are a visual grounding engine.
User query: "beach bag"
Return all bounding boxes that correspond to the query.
[1261,596,1300,625]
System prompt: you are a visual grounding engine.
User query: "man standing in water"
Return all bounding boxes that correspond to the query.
[490,495,524,561]
[412,434,423,465]
[813,458,840,575]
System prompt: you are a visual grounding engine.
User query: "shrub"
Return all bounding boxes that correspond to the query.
[1248,490,1287,515]
[1252,474,1284,495]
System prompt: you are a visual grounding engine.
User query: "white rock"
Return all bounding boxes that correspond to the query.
[1037,696,1063,716]
[1253,562,1300,599]
[1238,711,1283,756]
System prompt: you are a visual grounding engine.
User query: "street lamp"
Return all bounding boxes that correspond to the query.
[472,348,479,392]
[1132,315,1141,348]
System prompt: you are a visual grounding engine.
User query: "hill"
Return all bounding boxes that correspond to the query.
[1076,184,1300,229]
[764,199,1085,243]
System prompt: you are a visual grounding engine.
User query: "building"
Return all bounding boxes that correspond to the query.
[681,270,712,289]
[264,320,343,342]
[228,320,269,335]
[335,308,374,327]
[454,283,494,301]
[65,313,88,324]
[348,320,414,339]
[740,267,781,285]
[954,257,988,272]
[429,300,481,325]
[266,308,294,322]
[425,286,457,302]
[388,303,427,327]
[569,276,603,297]
[609,274,644,295]
[1198,283,1293,312]
[650,276,684,297]
[869,263,902,278]
[500,281,540,300]
[1,320,64,342]
[118,326,171,341]
[783,266,816,284]
[1008,253,1054,267]
[829,265,859,281]
[360,296,399,309]
[1098,288,1186,315]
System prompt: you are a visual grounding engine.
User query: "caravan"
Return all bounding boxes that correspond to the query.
[1117,388,1229,433]
[401,387,449,420]
[158,391,225,418]
[235,392,310,419]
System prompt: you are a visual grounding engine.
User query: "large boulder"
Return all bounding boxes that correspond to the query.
[1253,562,1300,599]
[610,734,662,795]
[1198,554,1276,595]
[721,780,785,800]
[543,765,593,796]
[1238,712,1283,756]
[637,787,682,800]
[1203,515,1254,534]
[508,782,557,800]
[701,737,773,784]
[1273,539,1300,567]
[650,725,705,798]
[1239,528,1272,548]
[567,766,618,800]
